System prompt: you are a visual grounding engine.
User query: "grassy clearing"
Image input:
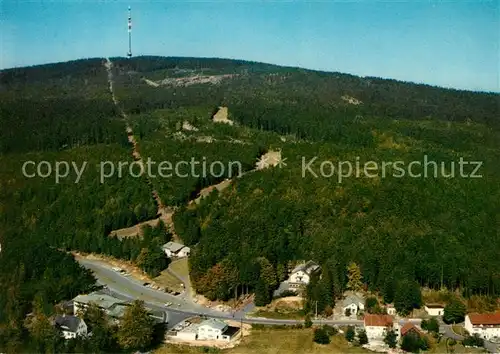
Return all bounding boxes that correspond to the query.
[156,329,369,354]
[248,309,305,320]
[169,257,190,279]
[428,339,487,353]
[154,269,183,292]
[452,325,469,337]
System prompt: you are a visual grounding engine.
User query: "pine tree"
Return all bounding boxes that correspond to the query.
[345,326,355,342]
[254,279,271,306]
[384,329,398,348]
[346,262,363,291]
[358,329,369,345]
[117,300,154,351]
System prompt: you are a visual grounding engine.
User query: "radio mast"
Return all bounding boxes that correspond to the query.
[127,6,132,58]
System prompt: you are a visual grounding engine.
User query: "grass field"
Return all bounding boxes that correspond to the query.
[452,325,469,337]
[428,339,487,353]
[154,269,183,292]
[156,328,370,354]
[169,258,190,279]
[248,309,305,320]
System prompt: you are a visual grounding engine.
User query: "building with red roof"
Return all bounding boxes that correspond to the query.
[464,312,500,341]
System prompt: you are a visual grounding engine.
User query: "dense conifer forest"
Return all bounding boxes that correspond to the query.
[0,56,499,350]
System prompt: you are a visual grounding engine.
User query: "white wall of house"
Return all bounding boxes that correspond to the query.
[176,331,197,341]
[164,249,173,257]
[365,326,388,340]
[465,316,500,340]
[177,247,190,258]
[60,319,87,339]
[198,325,227,340]
[289,270,310,284]
[344,303,359,315]
[425,306,444,316]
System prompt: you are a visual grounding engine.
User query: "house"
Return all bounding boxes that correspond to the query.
[400,322,422,338]
[54,315,87,339]
[464,312,500,340]
[386,304,397,316]
[162,241,191,258]
[364,314,394,340]
[288,260,320,287]
[424,304,445,316]
[342,294,365,316]
[197,319,232,341]
[73,293,129,320]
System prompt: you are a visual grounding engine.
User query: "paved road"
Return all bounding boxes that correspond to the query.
[79,258,363,328]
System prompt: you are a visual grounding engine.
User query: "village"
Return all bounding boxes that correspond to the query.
[52,251,500,353]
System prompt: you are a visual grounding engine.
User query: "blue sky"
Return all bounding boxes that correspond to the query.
[2,1,498,92]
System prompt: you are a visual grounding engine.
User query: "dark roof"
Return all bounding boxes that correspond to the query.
[425,304,444,309]
[55,315,82,332]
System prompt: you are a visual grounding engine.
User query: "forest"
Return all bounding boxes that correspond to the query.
[0,56,499,350]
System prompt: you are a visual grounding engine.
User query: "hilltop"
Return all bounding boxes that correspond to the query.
[0,56,499,350]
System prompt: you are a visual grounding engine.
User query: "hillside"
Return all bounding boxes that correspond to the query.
[0,56,499,349]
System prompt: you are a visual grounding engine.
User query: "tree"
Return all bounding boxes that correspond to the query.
[345,326,355,342]
[443,300,466,324]
[383,276,395,304]
[358,329,369,345]
[384,329,398,348]
[304,314,313,328]
[82,303,118,352]
[313,327,330,344]
[254,279,271,306]
[394,280,422,316]
[462,334,484,348]
[258,257,277,289]
[24,308,60,353]
[421,317,439,334]
[117,300,154,351]
[401,331,425,352]
[346,262,363,291]
[365,296,378,314]
[345,308,352,317]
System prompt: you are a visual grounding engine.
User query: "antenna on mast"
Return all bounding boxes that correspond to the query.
[127,6,132,58]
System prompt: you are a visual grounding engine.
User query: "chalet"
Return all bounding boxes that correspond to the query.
[424,304,445,316]
[288,261,320,287]
[54,315,87,339]
[162,241,190,258]
[464,312,500,341]
[364,314,394,340]
[400,322,422,338]
[342,294,365,316]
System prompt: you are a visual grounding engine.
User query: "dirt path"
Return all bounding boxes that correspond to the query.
[104,58,176,238]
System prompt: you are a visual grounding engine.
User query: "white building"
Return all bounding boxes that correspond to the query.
[386,304,397,316]
[364,314,394,340]
[464,313,500,341]
[54,315,87,339]
[288,260,320,287]
[342,294,365,316]
[197,319,231,341]
[162,241,191,258]
[424,304,445,316]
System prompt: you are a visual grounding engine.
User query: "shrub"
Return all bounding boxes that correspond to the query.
[313,327,331,345]
[345,326,355,342]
